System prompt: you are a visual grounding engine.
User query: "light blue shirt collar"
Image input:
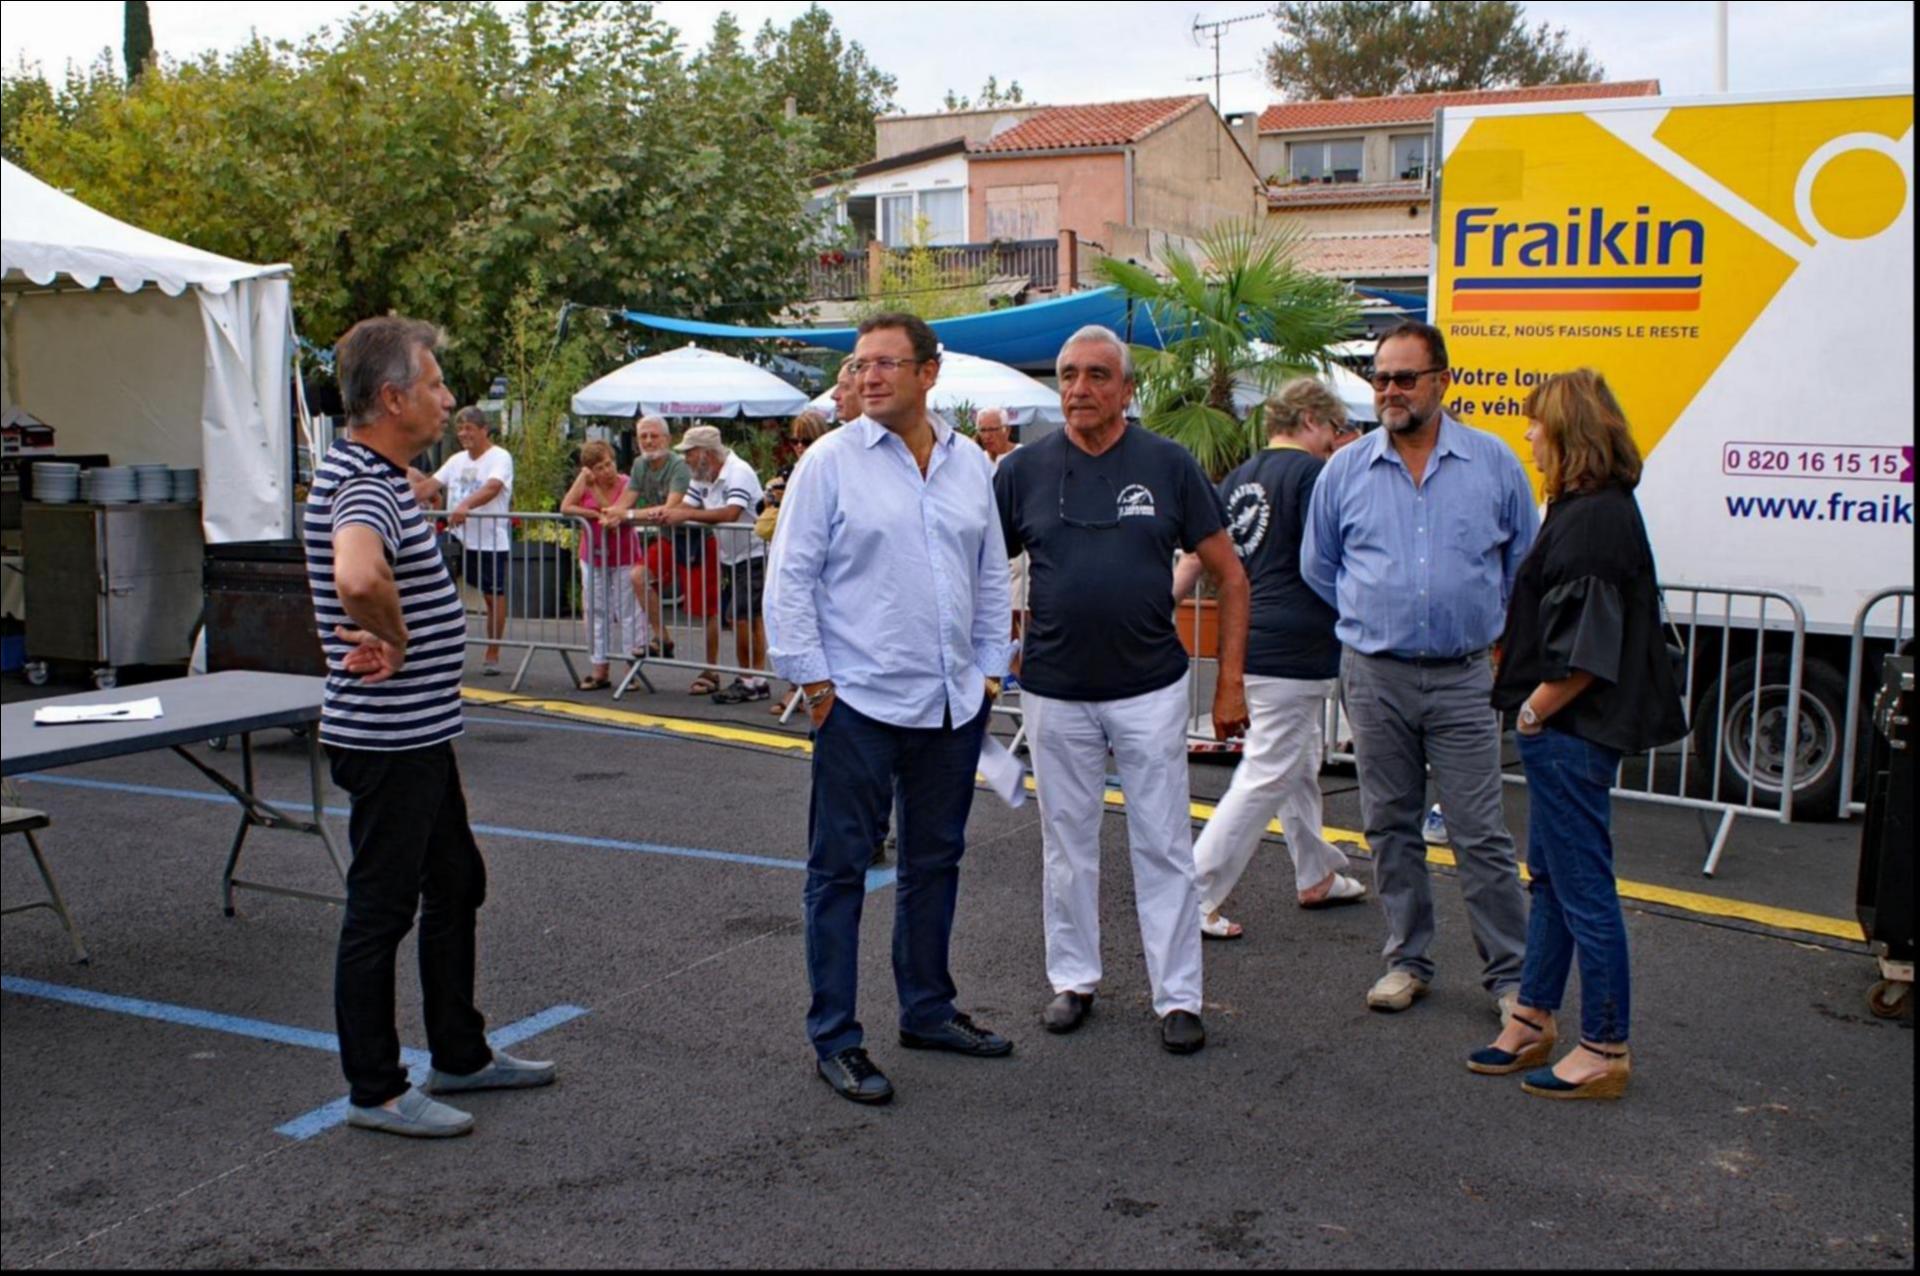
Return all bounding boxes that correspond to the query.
[1364,412,1471,471]
[851,413,955,451]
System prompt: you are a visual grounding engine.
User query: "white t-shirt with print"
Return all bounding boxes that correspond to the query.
[686,452,765,567]
[433,444,515,551]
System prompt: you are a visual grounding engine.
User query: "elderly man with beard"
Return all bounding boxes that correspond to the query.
[602,415,690,660]
[1301,321,1537,1020]
[662,426,770,702]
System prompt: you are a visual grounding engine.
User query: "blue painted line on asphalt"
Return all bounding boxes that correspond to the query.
[12,775,896,890]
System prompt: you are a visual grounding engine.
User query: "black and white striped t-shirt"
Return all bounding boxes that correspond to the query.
[305,438,467,750]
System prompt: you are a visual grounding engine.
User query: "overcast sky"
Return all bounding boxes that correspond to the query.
[1,1,1912,117]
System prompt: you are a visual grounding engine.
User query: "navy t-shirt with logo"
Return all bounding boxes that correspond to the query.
[994,427,1225,701]
[1218,445,1341,680]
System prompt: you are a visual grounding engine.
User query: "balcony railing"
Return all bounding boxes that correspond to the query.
[804,238,1060,301]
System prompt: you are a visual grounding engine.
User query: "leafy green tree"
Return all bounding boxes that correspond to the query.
[122,1,154,84]
[752,3,897,171]
[1096,220,1360,478]
[942,75,1026,111]
[1264,1,1602,99]
[1,60,58,164]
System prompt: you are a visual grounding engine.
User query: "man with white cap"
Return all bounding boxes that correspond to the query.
[660,425,770,702]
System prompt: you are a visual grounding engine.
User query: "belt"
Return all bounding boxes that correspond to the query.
[1368,648,1486,668]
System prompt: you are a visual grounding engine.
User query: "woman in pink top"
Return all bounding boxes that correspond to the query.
[561,441,645,690]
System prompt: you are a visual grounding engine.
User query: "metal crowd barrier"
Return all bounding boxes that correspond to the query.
[1838,587,1916,819]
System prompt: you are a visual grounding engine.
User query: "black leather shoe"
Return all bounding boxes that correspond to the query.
[1042,990,1094,1034]
[817,1047,893,1104]
[1160,1010,1206,1054]
[898,1012,1012,1057]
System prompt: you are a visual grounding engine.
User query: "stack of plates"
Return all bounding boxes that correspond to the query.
[91,466,137,504]
[135,464,172,502]
[169,467,199,502]
[32,461,80,503]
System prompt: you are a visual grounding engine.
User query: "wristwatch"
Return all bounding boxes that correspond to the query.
[804,684,835,708]
[1519,701,1542,729]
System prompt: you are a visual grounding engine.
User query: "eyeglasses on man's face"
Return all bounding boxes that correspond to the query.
[1368,367,1446,392]
[847,357,925,377]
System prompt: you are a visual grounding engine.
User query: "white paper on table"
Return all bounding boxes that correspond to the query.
[977,734,1027,809]
[32,697,164,725]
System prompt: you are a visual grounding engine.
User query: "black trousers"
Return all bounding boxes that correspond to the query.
[328,742,492,1107]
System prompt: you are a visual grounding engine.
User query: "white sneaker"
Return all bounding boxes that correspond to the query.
[1421,805,1449,846]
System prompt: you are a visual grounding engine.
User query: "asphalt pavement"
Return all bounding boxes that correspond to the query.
[1,650,1911,1268]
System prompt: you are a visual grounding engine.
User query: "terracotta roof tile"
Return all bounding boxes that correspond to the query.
[1268,180,1430,208]
[1291,232,1431,278]
[972,96,1209,153]
[1257,81,1659,133]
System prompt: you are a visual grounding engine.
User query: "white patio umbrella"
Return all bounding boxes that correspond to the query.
[572,343,811,419]
[810,349,1066,427]
[1231,348,1378,424]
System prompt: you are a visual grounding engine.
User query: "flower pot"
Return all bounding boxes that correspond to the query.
[1175,597,1219,658]
[506,540,578,620]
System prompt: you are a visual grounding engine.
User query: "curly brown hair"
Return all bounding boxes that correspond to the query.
[1522,368,1642,502]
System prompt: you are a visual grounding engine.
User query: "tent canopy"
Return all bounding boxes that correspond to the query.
[1,159,295,541]
[809,350,1065,427]
[572,343,812,419]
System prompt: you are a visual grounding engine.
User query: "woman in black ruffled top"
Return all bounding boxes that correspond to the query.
[1469,369,1688,1101]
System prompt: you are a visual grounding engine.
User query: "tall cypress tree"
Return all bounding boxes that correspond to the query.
[123,1,154,84]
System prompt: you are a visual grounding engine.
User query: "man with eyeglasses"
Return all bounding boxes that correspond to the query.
[992,324,1250,1056]
[1301,320,1537,1022]
[766,312,1015,1105]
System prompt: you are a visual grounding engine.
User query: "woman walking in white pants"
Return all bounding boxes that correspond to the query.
[1179,379,1368,940]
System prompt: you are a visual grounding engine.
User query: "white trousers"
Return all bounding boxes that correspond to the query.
[580,561,645,664]
[1023,675,1203,1017]
[1192,675,1349,913]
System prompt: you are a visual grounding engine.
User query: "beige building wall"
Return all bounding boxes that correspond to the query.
[1267,203,1430,234]
[966,153,1128,244]
[875,107,1047,160]
[1259,125,1431,184]
[1131,106,1264,239]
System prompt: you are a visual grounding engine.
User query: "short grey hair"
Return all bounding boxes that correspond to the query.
[1264,377,1347,436]
[1055,324,1133,381]
[453,405,492,432]
[634,414,669,434]
[975,406,1010,430]
[335,316,442,426]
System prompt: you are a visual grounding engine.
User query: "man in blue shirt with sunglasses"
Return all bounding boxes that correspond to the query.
[1302,320,1537,1022]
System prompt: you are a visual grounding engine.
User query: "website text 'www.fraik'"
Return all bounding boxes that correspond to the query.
[1725,492,1914,524]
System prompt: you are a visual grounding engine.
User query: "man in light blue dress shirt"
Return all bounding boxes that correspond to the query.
[1302,321,1538,1021]
[766,313,1015,1105]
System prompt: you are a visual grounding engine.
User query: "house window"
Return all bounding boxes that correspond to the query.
[920,188,965,245]
[879,193,916,247]
[1289,138,1363,184]
[984,183,1060,240]
[1391,134,1430,182]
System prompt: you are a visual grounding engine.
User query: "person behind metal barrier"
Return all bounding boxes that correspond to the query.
[766,311,1014,1105]
[993,323,1251,1057]
[1176,377,1369,942]
[665,425,770,703]
[1471,368,1688,1101]
[973,406,1029,644]
[1301,320,1538,1020]
[600,415,690,661]
[561,440,643,691]
[409,405,513,676]
[308,316,555,1139]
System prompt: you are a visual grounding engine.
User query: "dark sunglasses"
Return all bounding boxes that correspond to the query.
[1368,367,1446,392]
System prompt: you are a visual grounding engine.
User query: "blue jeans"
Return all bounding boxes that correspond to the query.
[804,695,989,1059]
[1516,728,1629,1044]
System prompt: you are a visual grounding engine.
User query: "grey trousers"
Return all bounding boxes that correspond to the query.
[1340,648,1526,992]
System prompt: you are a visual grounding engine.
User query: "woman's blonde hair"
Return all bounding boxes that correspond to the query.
[1263,377,1347,437]
[790,410,830,443]
[1521,368,1642,501]
[580,439,615,469]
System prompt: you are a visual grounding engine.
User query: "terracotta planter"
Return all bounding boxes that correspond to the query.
[1175,598,1219,658]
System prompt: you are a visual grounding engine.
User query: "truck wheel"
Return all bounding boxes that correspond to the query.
[24,661,49,687]
[1692,656,1850,819]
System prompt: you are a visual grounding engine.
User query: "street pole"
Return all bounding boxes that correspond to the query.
[1714,1,1729,92]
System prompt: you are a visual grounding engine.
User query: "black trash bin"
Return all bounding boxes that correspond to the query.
[203,540,327,676]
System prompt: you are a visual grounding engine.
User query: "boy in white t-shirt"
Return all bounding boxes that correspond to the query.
[409,406,515,674]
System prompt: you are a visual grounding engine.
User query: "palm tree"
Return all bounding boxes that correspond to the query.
[1097,219,1361,477]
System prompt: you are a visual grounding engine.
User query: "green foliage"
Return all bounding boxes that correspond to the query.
[122,2,154,85]
[942,76,1025,112]
[1096,220,1360,479]
[4,1,832,401]
[753,3,897,173]
[1264,1,1602,99]
[0,60,58,165]
[498,277,595,518]
[856,218,994,322]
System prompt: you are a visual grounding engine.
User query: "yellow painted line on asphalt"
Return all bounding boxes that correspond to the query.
[463,686,1866,944]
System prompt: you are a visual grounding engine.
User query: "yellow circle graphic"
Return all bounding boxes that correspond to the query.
[1808,148,1907,240]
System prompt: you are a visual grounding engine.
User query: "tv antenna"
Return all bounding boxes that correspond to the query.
[1193,11,1266,179]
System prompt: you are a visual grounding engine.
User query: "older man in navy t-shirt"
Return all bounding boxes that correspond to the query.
[993,325,1250,1056]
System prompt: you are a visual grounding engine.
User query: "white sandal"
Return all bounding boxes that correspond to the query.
[1199,911,1244,941]
[1299,873,1368,909]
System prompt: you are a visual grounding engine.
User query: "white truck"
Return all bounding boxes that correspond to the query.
[1432,85,1914,817]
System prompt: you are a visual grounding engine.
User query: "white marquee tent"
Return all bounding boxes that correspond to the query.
[572,344,812,419]
[1,158,296,541]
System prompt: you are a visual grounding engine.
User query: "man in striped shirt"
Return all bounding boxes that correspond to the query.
[306,316,556,1139]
